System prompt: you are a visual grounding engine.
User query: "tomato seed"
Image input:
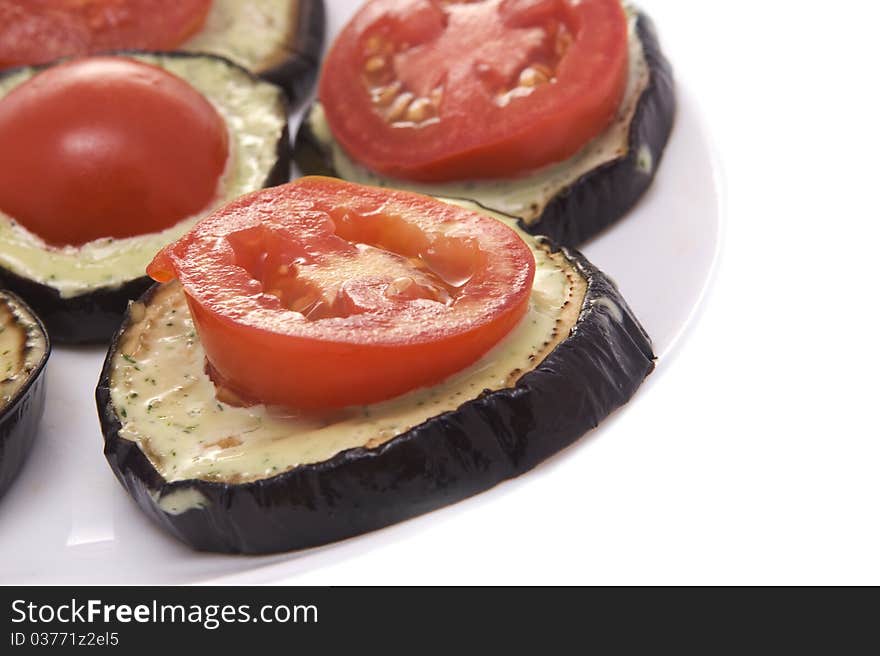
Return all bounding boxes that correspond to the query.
[518,65,551,87]
[405,97,435,123]
[386,91,414,122]
[372,81,401,107]
[364,55,386,74]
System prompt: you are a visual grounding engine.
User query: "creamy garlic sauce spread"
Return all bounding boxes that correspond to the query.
[184,0,297,72]
[0,293,47,409]
[109,210,587,484]
[306,8,649,224]
[0,54,286,298]
[154,487,209,515]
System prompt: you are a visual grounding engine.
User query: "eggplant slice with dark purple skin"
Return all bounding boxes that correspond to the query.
[96,200,654,554]
[0,291,49,499]
[292,9,674,248]
[181,0,326,102]
[0,52,290,344]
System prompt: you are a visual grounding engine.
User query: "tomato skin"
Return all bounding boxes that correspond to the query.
[149,177,535,410]
[320,0,629,182]
[0,0,213,69]
[0,57,229,246]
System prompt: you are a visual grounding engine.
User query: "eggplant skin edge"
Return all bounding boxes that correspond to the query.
[257,0,326,104]
[0,292,50,500]
[0,51,292,345]
[292,12,676,248]
[96,237,656,554]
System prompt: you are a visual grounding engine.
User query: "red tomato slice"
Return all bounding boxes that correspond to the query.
[148,177,536,411]
[0,0,213,69]
[0,57,229,246]
[319,0,629,181]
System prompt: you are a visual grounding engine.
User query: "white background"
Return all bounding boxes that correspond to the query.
[282,0,880,585]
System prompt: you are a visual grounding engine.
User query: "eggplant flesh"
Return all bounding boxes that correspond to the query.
[292,10,675,247]
[0,291,49,499]
[96,202,655,554]
[0,52,290,344]
[182,0,325,102]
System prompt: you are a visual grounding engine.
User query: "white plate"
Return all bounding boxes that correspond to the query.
[0,3,722,584]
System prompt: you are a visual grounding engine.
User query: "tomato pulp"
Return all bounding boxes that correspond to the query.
[0,0,213,69]
[149,177,536,410]
[320,0,629,181]
[0,56,229,246]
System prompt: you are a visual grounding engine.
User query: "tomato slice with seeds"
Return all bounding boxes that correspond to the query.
[320,0,629,181]
[0,56,229,246]
[0,0,213,69]
[148,177,535,411]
